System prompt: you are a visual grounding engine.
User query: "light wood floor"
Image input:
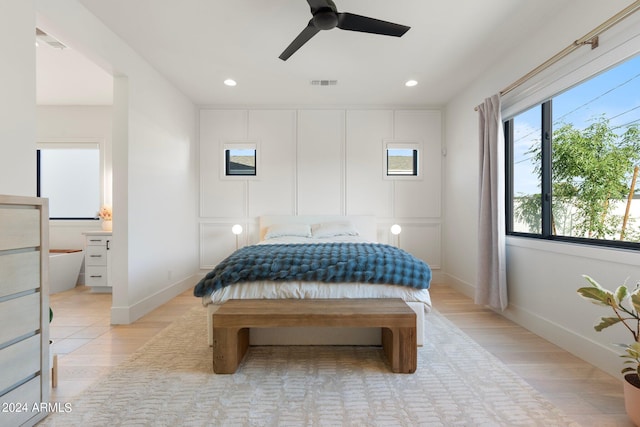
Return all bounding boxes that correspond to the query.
[47,284,633,426]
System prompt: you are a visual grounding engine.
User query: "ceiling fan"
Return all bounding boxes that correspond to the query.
[279,0,410,61]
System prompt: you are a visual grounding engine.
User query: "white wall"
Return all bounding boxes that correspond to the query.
[36,1,200,323]
[37,106,113,250]
[0,1,36,197]
[199,108,443,275]
[444,0,640,378]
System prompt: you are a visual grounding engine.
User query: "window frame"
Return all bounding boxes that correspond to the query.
[36,140,104,221]
[505,100,640,251]
[383,141,422,180]
[221,142,259,180]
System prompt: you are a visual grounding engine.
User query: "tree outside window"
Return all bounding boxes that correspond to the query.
[508,54,640,246]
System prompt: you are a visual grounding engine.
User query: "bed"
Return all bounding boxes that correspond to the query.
[194,215,432,346]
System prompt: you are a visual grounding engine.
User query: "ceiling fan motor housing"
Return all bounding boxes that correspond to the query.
[313,10,338,30]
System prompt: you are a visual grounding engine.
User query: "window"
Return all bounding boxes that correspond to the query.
[385,143,420,177]
[506,54,640,248]
[224,145,256,176]
[37,144,101,219]
[507,104,543,234]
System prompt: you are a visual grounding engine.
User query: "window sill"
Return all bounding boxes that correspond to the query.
[506,235,640,264]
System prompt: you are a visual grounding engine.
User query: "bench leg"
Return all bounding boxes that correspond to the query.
[212,327,249,374]
[51,354,58,388]
[381,327,417,373]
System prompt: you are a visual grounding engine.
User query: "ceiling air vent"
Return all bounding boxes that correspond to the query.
[310,80,338,86]
[36,28,67,49]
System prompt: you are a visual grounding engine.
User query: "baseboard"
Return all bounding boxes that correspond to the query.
[110,305,131,325]
[438,272,621,380]
[441,272,475,298]
[500,302,622,380]
[110,274,200,324]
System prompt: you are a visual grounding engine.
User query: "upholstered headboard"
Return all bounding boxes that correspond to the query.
[259,215,377,242]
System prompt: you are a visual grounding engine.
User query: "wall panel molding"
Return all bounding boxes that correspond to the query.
[199,107,443,267]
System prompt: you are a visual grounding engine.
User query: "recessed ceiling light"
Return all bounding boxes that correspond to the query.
[224,79,237,87]
[405,80,418,87]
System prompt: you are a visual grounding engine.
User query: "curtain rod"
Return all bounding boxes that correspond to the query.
[475,0,640,111]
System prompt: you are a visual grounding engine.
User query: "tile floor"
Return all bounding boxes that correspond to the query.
[47,284,634,426]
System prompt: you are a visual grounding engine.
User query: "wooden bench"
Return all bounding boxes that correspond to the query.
[211,298,417,374]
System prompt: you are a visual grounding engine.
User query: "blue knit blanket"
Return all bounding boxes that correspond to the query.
[193,243,431,297]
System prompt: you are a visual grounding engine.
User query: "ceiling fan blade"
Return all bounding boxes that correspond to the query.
[279,21,321,61]
[337,13,410,37]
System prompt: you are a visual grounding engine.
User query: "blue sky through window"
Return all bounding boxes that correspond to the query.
[554,54,640,130]
[512,53,640,195]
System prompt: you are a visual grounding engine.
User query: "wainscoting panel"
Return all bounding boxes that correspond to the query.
[297,110,345,215]
[199,220,260,269]
[199,107,443,270]
[401,222,442,268]
[345,110,394,217]
[247,110,297,217]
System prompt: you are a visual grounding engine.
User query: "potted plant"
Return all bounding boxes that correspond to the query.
[577,275,640,425]
[98,206,112,231]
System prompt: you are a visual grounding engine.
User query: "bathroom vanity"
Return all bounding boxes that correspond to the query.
[83,231,112,293]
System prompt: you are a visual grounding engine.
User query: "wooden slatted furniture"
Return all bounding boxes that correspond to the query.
[211,298,417,374]
[0,195,50,427]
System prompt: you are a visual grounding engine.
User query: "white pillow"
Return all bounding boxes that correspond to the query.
[312,221,359,238]
[264,223,312,239]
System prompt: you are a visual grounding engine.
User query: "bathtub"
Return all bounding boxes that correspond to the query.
[49,249,84,294]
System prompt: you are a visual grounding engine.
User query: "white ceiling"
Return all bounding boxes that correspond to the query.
[36,0,574,107]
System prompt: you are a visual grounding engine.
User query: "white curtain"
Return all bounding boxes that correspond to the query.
[476,94,508,311]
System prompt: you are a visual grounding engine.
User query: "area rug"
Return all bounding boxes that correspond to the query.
[39,307,578,426]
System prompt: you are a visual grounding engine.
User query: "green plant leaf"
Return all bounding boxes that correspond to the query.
[577,286,614,307]
[582,275,603,289]
[614,286,628,306]
[615,343,640,357]
[579,276,640,376]
[628,342,640,355]
[631,290,640,315]
[616,344,640,376]
[594,316,622,331]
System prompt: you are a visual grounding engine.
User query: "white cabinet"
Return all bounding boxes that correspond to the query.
[83,231,112,292]
[0,195,49,427]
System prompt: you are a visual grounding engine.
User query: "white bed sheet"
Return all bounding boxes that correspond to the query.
[203,235,432,313]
